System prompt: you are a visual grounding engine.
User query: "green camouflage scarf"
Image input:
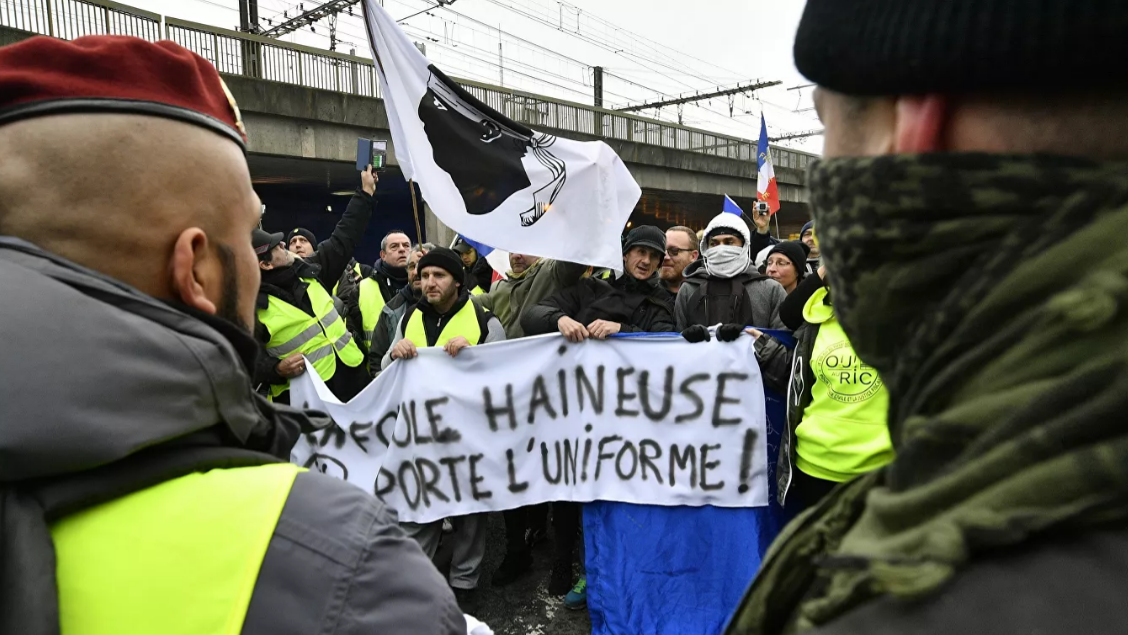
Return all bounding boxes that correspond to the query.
[727,153,1128,634]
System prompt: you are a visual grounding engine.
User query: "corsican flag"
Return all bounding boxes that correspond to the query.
[756,114,780,214]
[363,1,641,270]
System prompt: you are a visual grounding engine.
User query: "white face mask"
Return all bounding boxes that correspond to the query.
[704,244,749,278]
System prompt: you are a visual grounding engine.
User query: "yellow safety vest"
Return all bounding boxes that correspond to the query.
[358,277,387,348]
[332,261,363,296]
[52,463,301,635]
[404,300,485,349]
[257,278,363,397]
[470,285,485,296]
[794,286,893,482]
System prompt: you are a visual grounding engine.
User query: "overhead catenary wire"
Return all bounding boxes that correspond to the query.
[250,0,818,144]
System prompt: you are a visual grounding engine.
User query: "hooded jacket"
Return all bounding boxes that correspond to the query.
[0,238,466,635]
[675,214,791,393]
[382,289,506,369]
[521,271,676,336]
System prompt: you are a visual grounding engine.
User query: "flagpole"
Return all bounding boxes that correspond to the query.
[773,213,780,239]
[408,178,424,247]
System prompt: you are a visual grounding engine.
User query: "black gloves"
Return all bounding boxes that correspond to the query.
[716,323,745,342]
[682,324,747,343]
[681,324,711,343]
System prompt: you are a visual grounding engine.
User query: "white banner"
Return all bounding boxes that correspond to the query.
[362,1,641,271]
[291,334,769,524]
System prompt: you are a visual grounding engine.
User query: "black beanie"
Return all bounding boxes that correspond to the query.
[622,225,666,257]
[794,0,1128,95]
[416,247,465,287]
[766,241,809,279]
[288,227,316,245]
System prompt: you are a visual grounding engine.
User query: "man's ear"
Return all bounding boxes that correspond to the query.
[259,259,273,271]
[894,95,949,153]
[169,228,218,315]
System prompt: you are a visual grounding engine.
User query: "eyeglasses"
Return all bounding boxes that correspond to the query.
[666,247,695,257]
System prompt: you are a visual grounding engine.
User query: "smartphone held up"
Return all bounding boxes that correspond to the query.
[356,138,388,172]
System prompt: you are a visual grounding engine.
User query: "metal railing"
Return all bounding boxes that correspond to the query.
[166,17,379,97]
[1,0,158,40]
[0,0,817,174]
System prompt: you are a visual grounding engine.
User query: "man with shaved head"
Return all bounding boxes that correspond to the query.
[0,35,466,634]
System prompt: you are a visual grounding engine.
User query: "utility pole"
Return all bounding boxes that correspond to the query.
[498,41,504,87]
[238,0,260,78]
[617,79,781,113]
[593,65,604,108]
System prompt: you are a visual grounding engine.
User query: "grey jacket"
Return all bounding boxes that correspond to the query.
[675,259,791,394]
[0,239,465,635]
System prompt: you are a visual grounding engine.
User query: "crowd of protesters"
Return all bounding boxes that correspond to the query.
[244,156,890,615]
[6,0,1126,632]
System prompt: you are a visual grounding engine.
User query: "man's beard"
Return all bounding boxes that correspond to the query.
[216,244,251,333]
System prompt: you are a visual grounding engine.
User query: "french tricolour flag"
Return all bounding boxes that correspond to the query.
[459,235,509,282]
[757,114,780,215]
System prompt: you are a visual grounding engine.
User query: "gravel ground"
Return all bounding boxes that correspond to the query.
[435,512,592,635]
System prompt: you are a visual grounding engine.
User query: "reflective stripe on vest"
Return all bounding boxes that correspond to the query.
[358,277,387,347]
[405,300,484,349]
[52,463,301,635]
[257,278,363,397]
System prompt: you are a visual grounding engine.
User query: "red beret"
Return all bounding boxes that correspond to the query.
[0,35,246,148]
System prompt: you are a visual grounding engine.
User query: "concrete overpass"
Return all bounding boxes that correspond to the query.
[1,0,819,264]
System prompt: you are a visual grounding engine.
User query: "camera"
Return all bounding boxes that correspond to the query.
[752,201,770,216]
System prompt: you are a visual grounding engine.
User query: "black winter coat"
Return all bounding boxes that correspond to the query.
[521,273,675,336]
[466,257,495,293]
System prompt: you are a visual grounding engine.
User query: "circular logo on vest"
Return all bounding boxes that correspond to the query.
[814,341,883,404]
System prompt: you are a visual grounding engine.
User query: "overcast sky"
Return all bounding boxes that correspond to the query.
[132,0,822,153]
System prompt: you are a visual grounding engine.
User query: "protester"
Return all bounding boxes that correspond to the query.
[763,240,808,295]
[799,220,820,273]
[660,225,700,297]
[474,251,589,587]
[383,247,504,612]
[524,225,676,340]
[365,244,428,369]
[288,227,317,258]
[253,166,376,403]
[799,220,817,254]
[0,34,464,635]
[290,226,371,309]
[776,266,892,511]
[349,229,412,351]
[453,238,495,294]
[727,2,1128,633]
[675,212,790,392]
[521,225,675,608]
[370,229,412,298]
